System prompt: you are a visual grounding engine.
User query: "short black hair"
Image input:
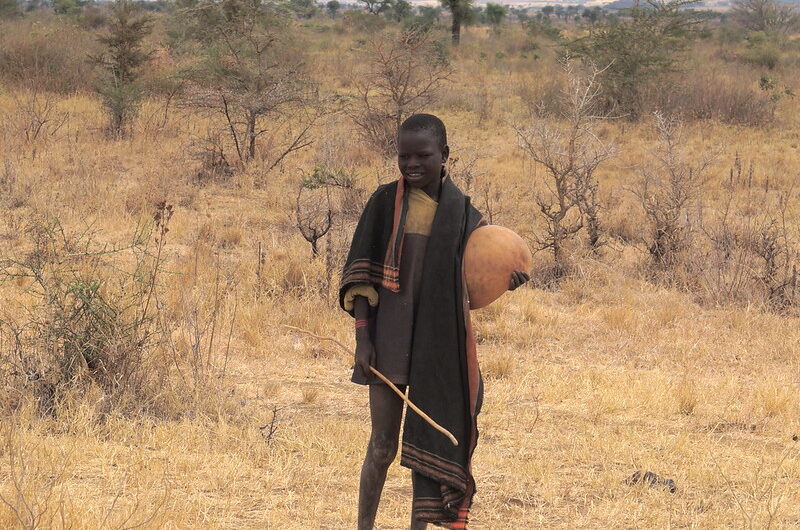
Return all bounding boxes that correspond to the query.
[399,113,448,150]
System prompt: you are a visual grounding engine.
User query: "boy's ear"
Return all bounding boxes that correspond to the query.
[442,144,450,164]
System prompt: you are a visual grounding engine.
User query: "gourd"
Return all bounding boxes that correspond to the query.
[464,225,532,310]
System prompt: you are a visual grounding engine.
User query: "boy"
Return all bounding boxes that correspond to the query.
[340,114,529,529]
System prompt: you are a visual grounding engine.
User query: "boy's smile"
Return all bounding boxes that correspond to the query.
[397,129,449,200]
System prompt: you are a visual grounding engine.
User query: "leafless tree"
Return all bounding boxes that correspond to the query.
[350,27,453,156]
[296,182,334,259]
[749,193,798,309]
[700,165,798,311]
[447,147,507,225]
[3,85,69,158]
[515,60,615,274]
[633,112,715,273]
[731,0,799,33]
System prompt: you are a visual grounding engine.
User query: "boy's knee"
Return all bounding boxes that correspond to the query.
[368,435,398,467]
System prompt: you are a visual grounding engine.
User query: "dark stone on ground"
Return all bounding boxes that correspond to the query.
[626,470,677,494]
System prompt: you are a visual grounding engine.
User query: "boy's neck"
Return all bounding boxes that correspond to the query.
[418,177,442,202]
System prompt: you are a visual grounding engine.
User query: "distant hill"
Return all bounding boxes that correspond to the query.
[602,0,798,8]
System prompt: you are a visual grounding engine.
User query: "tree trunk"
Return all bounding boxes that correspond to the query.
[247,111,257,162]
[552,236,567,278]
[587,214,601,252]
[451,9,461,45]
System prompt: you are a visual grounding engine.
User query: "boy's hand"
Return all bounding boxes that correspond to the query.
[508,270,530,291]
[354,332,376,378]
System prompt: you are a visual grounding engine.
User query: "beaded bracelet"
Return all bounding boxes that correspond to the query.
[355,319,369,329]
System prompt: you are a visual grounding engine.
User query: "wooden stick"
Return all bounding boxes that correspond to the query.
[283,324,459,446]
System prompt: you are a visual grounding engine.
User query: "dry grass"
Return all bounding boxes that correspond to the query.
[0,17,799,530]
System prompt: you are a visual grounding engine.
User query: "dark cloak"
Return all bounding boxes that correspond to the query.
[340,177,484,528]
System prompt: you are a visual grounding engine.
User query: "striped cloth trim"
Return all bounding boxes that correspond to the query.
[340,258,400,293]
[401,443,469,491]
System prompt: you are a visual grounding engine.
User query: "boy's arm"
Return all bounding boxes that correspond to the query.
[353,296,375,377]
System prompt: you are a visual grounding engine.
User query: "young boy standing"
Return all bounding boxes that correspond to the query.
[340,114,528,529]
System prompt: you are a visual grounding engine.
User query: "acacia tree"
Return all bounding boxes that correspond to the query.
[440,0,474,45]
[358,0,392,14]
[486,3,506,31]
[90,0,153,138]
[181,0,323,172]
[326,0,340,17]
[351,27,452,156]
[566,0,700,119]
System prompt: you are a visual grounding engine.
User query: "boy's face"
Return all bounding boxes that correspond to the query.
[397,129,449,192]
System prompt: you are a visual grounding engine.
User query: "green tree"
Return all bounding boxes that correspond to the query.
[90,0,153,138]
[53,0,81,16]
[418,5,441,25]
[541,5,554,18]
[287,0,317,19]
[359,0,391,15]
[0,0,21,18]
[388,0,412,21]
[326,0,340,17]
[440,0,473,45]
[567,0,700,119]
[582,7,601,24]
[485,2,506,29]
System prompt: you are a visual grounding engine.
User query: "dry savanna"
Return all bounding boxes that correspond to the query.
[1,0,799,527]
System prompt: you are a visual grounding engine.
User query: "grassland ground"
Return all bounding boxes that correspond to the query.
[1,20,800,528]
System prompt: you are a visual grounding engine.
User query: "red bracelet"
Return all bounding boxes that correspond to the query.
[355,319,369,329]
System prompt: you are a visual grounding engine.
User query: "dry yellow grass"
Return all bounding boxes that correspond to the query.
[1,19,800,530]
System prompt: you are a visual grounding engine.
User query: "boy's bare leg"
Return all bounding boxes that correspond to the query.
[358,383,404,530]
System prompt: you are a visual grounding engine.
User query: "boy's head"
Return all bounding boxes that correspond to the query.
[397,114,449,193]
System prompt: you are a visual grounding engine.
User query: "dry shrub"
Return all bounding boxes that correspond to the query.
[482,351,515,380]
[256,246,320,297]
[654,71,777,127]
[301,386,319,404]
[0,423,170,528]
[1,86,70,158]
[755,379,795,418]
[0,160,38,210]
[697,165,798,311]
[0,215,172,416]
[0,17,98,93]
[675,378,698,415]
[599,304,638,333]
[515,71,565,119]
[189,130,234,185]
[516,60,616,278]
[159,249,238,400]
[634,113,715,281]
[0,205,233,418]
